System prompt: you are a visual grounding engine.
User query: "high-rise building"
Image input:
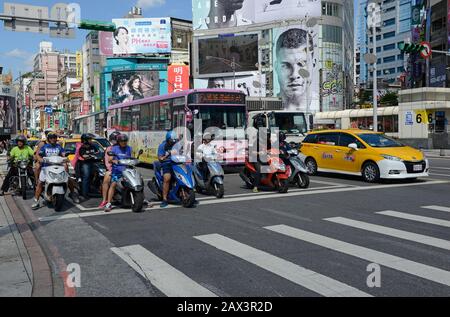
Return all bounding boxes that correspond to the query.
[191,0,354,113]
[356,0,412,87]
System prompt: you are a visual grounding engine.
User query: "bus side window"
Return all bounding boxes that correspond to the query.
[132,106,140,131]
[151,102,159,130]
[139,103,151,131]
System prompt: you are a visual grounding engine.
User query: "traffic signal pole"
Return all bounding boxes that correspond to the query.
[373,23,378,133]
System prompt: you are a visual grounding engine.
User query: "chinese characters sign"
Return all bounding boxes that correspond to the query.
[168,65,190,93]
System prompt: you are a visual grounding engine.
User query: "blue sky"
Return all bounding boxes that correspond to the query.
[1,0,358,79]
[0,0,192,78]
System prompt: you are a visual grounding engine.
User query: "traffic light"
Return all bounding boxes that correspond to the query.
[78,20,116,32]
[398,42,425,54]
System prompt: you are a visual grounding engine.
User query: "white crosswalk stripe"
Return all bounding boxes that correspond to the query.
[377,210,450,228]
[422,205,450,213]
[194,234,371,297]
[265,225,450,287]
[325,217,450,251]
[111,245,217,297]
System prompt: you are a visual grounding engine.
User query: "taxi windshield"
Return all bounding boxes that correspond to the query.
[358,134,403,148]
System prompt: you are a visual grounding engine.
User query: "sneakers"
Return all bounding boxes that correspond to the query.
[160,201,169,208]
[104,203,114,213]
[31,199,40,210]
[69,192,80,204]
[99,201,108,209]
[253,187,259,193]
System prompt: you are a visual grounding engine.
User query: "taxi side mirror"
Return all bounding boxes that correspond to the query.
[348,143,358,151]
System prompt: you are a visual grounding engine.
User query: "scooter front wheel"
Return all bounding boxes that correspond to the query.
[296,173,310,189]
[131,191,145,213]
[21,176,27,200]
[277,179,290,194]
[214,183,225,199]
[54,194,65,212]
[181,188,196,208]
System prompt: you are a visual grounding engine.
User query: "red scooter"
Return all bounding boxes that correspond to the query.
[240,149,292,193]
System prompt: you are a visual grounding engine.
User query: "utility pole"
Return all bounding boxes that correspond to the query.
[367,0,381,132]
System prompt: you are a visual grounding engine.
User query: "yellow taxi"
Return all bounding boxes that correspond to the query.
[60,137,111,162]
[300,129,429,182]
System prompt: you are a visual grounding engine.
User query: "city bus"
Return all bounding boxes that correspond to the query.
[108,89,248,165]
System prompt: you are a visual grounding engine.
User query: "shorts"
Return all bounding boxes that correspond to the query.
[161,163,173,175]
[39,168,47,183]
[111,173,123,183]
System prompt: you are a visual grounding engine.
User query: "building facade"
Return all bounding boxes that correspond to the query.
[191,0,354,113]
[356,0,412,87]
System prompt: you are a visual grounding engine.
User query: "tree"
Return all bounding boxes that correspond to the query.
[380,91,398,107]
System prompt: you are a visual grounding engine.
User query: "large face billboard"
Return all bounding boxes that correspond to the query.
[273,24,319,113]
[112,18,171,55]
[194,73,266,97]
[111,71,160,105]
[193,0,321,30]
[198,33,259,76]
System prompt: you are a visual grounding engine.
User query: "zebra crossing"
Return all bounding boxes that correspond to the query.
[111,205,450,297]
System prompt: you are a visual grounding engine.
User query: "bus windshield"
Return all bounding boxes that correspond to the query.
[270,113,307,135]
[194,106,246,130]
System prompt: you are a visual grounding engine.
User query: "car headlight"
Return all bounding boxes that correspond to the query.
[381,154,403,162]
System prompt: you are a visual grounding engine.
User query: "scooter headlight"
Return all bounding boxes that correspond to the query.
[19,162,28,169]
[49,171,65,183]
[271,160,286,172]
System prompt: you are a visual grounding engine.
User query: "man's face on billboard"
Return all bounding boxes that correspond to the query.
[276,46,310,100]
[211,78,225,89]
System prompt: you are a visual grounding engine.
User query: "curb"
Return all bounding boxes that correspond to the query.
[4,195,53,297]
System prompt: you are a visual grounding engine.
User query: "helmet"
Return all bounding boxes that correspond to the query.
[203,133,213,142]
[166,131,178,145]
[16,135,27,144]
[279,132,287,142]
[44,128,54,136]
[116,134,129,143]
[109,131,121,143]
[47,133,58,141]
[81,133,94,144]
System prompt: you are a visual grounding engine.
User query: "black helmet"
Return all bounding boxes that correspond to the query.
[81,133,94,144]
[16,135,27,144]
[116,134,129,143]
[279,132,287,142]
[47,133,58,141]
[109,131,121,143]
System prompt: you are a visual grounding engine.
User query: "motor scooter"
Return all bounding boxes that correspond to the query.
[193,154,225,198]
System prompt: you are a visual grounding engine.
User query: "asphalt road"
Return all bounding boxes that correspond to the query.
[11,156,450,297]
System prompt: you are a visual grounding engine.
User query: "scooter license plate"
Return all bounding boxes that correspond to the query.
[52,186,65,195]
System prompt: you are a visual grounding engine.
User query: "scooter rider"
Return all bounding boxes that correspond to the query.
[32,133,79,210]
[0,136,34,195]
[157,131,179,208]
[195,133,217,181]
[77,133,100,199]
[99,131,121,209]
[33,128,53,186]
[105,134,132,212]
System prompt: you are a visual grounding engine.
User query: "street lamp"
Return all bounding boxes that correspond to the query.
[205,56,243,90]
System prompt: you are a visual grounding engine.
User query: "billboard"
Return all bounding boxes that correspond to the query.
[273,23,319,112]
[168,65,190,93]
[193,0,321,30]
[76,51,83,81]
[194,74,266,97]
[99,31,114,56]
[111,71,160,105]
[321,43,344,112]
[198,33,259,76]
[112,18,171,55]
[0,94,16,135]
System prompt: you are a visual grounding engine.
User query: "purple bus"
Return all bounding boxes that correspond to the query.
[108,89,247,165]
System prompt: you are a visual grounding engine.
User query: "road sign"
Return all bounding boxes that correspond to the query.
[3,3,50,34]
[44,106,53,114]
[420,41,432,59]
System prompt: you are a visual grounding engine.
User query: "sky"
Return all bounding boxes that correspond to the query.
[0,0,192,78]
[0,0,358,79]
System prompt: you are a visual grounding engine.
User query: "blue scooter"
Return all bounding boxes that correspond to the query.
[148,155,196,208]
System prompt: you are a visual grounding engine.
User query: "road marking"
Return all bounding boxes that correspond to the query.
[111,245,217,297]
[422,205,450,213]
[377,211,450,228]
[430,173,450,177]
[265,225,450,287]
[39,180,449,222]
[194,234,371,297]
[432,167,450,170]
[325,217,450,251]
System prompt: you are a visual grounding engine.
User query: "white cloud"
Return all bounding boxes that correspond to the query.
[135,0,166,9]
[3,49,31,59]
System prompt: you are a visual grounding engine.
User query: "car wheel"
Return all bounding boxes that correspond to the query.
[362,162,380,183]
[305,158,318,175]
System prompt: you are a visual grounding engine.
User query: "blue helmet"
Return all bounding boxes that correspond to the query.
[166,131,178,144]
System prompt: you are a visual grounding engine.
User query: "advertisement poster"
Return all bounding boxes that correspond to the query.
[321,43,344,112]
[272,23,319,112]
[192,0,321,30]
[168,65,190,93]
[198,34,259,75]
[111,71,160,105]
[112,18,171,55]
[99,31,114,56]
[194,74,266,97]
[76,51,83,81]
[0,95,16,135]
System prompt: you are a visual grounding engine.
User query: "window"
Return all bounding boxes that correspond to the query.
[322,2,342,18]
[397,54,404,60]
[303,134,318,144]
[139,103,151,131]
[384,18,396,27]
[383,56,396,63]
[317,133,340,146]
[322,25,342,44]
[132,106,140,131]
[118,107,132,132]
[397,67,404,73]
[384,31,396,39]
[158,101,172,130]
[383,43,396,51]
[339,134,365,148]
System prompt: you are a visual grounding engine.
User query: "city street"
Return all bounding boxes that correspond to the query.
[5,155,450,297]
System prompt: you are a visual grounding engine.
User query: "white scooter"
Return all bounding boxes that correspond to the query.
[42,156,69,212]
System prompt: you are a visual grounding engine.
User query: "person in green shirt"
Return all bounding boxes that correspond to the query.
[0,135,34,195]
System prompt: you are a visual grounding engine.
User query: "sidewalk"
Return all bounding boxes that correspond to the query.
[423,149,450,159]
[0,196,33,297]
